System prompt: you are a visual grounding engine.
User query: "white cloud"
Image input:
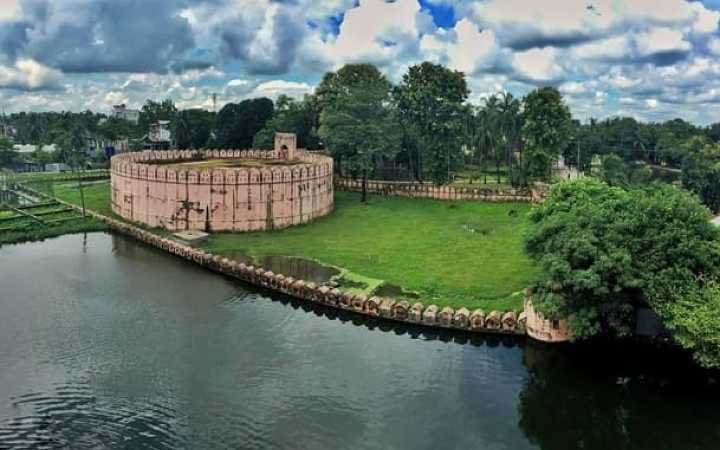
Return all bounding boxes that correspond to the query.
[0,0,18,20]
[635,28,691,56]
[512,47,563,82]
[227,79,249,87]
[251,80,313,98]
[0,59,62,90]
[446,19,497,73]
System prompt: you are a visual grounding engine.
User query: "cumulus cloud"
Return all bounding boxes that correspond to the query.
[0,0,195,74]
[0,58,62,90]
[1,0,720,124]
[512,48,564,82]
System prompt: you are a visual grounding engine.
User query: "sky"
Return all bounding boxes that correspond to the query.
[1,0,720,124]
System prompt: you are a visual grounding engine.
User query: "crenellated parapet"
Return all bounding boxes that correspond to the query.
[110,133,334,232]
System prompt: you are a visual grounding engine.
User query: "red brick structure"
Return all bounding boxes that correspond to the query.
[110,134,333,232]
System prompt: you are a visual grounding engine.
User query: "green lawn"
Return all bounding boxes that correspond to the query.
[47,180,540,311]
[205,192,539,310]
[34,180,116,217]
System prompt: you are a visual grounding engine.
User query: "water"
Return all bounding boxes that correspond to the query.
[1,233,720,450]
[226,251,341,284]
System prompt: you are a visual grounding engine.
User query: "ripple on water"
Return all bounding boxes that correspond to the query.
[0,380,183,450]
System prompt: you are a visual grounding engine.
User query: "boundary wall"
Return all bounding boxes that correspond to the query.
[334,178,548,202]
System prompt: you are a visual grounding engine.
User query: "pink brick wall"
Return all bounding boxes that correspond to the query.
[110,149,334,232]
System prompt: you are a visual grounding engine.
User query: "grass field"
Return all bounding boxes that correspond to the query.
[47,180,539,311]
[205,192,539,310]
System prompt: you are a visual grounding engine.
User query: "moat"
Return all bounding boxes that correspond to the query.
[1,233,720,450]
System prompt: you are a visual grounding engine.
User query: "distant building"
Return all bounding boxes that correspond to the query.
[142,120,172,150]
[13,143,57,154]
[112,104,140,123]
[45,163,71,172]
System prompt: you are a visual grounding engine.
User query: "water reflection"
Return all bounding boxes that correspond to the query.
[1,233,719,450]
[519,341,720,450]
[226,251,341,284]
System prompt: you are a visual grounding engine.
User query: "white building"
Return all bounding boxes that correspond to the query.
[112,104,140,123]
[13,143,57,154]
[143,120,172,150]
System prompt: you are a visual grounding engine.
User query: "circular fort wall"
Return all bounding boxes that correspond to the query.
[110,148,334,232]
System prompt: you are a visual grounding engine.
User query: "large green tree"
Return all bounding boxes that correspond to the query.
[174,109,215,149]
[681,136,720,213]
[394,61,469,184]
[525,178,720,346]
[216,98,274,149]
[318,67,401,202]
[522,87,571,181]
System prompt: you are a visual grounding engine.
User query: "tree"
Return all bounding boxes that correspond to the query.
[522,87,571,181]
[681,136,720,213]
[525,178,720,341]
[216,98,274,149]
[138,99,177,134]
[57,125,89,215]
[0,137,18,168]
[254,95,320,150]
[648,276,720,368]
[318,68,401,202]
[174,109,215,149]
[599,154,627,186]
[394,61,469,184]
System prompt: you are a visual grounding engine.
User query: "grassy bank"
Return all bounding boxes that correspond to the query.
[0,217,109,246]
[47,180,539,310]
[205,192,539,310]
[0,184,110,246]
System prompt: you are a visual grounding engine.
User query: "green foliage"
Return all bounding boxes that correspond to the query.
[471,93,525,186]
[216,98,274,149]
[681,136,720,213]
[138,99,177,134]
[253,95,320,150]
[318,65,401,200]
[175,108,215,149]
[522,87,572,180]
[394,61,469,184]
[0,137,18,168]
[599,154,627,186]
[525,178,720,339]
[648,275,720,368]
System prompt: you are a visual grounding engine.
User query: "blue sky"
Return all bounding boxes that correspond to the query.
[1,0,720,124]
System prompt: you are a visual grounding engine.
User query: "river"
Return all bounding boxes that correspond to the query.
[1,233,719,450]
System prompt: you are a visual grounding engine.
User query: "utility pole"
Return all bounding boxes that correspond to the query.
[577,139,581,177]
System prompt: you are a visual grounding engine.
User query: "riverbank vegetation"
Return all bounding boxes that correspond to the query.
[525,178,720,368]
[0,189,108,246]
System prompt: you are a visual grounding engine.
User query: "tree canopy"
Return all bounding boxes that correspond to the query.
[681,137,720,213]
[318,66,400,202]
[525,178,720,351]
[394,61,469,184]
[216,98,273,149]
[522,87,572,180]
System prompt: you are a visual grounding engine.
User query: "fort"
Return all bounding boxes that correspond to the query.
[110,133,334,232]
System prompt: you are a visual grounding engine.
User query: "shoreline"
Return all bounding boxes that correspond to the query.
[19,184,531,338]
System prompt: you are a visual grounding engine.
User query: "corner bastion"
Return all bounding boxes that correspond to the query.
[110,133,334,232]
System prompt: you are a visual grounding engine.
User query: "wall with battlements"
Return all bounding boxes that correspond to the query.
[110,145,333,232]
